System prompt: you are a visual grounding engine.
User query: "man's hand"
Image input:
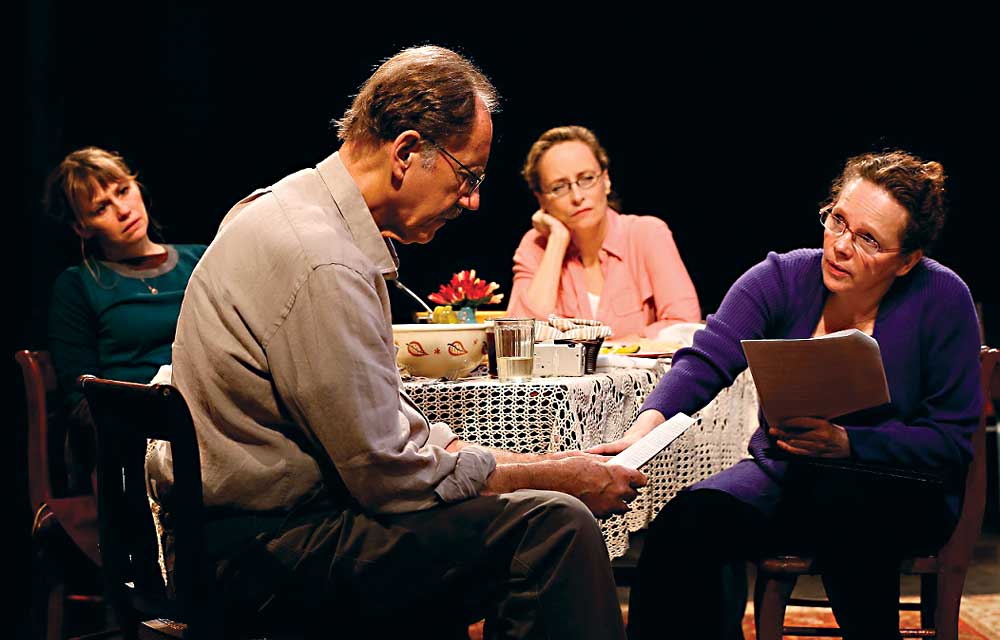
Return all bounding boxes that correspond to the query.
[531,210,570,244]
[769,417,851,458]
[554,457,647,517]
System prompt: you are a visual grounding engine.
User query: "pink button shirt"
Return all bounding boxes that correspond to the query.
[508,209,701,338]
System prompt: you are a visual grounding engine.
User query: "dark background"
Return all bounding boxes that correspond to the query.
[15,5,998,636]
[19,7,998,344]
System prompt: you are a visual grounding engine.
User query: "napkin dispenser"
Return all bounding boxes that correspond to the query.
[532,342,586,377]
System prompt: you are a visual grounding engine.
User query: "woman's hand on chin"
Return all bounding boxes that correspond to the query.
[531,210,570,244]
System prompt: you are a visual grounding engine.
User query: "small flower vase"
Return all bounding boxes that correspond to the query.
[455,306,477,324]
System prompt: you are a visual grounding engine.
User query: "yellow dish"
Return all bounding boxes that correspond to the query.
[416,309,508,323]
[600,344,641,355]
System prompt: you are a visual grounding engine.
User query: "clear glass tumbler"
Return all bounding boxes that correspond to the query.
[493,318,535,382]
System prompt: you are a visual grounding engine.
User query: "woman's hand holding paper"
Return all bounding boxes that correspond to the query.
[587,408,666,456]
[769,417,851,458]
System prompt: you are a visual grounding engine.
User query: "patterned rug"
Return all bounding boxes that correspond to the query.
[954,594,1000,640]
[739,601,1000,639]
[468,599,1000,639]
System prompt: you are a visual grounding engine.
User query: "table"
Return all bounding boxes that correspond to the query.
[404,364,759,558]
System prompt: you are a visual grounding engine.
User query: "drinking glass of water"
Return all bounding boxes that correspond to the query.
[494,318,535,382]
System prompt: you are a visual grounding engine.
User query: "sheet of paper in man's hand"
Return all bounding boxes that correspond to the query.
[608,413,695,470]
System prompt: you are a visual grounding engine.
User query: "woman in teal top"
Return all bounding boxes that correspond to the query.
[44,147,206,484]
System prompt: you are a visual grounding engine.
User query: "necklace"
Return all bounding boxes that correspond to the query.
[83,245,170,294]
[120,248,168,295]
[138,277,159,295]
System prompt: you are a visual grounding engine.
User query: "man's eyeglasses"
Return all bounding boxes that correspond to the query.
[424,136,485,197]
[540,170,606,199]
[819,206,903,257]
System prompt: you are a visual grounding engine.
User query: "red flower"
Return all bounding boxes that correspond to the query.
[428,269,505,308]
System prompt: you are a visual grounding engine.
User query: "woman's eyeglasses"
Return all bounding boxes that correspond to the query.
[819,206,903,257]
[541,170,606,199]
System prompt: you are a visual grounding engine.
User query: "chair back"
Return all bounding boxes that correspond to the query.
[939,346,1000,568]
[78,375,215,639]
[754,346,1000,640]
[16,350,61,511]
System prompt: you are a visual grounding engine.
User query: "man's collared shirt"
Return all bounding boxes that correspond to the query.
[148,152,496,514]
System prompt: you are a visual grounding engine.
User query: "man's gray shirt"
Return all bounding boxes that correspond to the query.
[147,152,496,513]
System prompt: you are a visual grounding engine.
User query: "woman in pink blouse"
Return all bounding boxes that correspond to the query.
[507,126,701,339]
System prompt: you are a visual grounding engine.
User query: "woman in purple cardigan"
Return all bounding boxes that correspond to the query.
[592,150,983,639]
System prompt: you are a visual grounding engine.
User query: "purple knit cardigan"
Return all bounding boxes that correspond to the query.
[641,249,982,516]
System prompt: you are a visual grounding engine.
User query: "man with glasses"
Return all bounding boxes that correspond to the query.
[427,135,487,195]
[150,45,643,638]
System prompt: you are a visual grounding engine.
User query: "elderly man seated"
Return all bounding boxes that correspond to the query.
[147,45,644,639]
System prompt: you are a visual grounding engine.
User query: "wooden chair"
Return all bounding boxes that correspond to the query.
[78,374,300,640]
[79,374,217,639]
[754,346,999,639]
[17,350,112,640]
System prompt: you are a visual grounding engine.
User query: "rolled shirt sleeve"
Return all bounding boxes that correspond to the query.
[266,263,496,514]
[426,421,460,449]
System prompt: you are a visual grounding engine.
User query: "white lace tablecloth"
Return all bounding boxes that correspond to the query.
[403,365,759,558]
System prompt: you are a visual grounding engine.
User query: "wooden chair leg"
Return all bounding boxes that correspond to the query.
[932,566,968,640]
[754,572,797,640]
[47,582,65,640]
[919,572,937,631]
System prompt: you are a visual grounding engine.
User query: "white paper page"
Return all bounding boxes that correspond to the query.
[741,328,890,425]
[608,413,695,470]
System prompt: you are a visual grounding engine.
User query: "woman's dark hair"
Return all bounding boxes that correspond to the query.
[829,150,947,253]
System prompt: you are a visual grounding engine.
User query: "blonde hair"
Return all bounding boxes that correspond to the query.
[522,125,610,193]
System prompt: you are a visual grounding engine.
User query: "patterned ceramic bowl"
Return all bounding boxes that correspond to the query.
[392,323,489,379]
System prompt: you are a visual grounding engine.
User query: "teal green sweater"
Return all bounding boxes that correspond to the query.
[49,244,207,411]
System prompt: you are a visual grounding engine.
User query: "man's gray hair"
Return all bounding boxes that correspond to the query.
[335,45,499,153]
